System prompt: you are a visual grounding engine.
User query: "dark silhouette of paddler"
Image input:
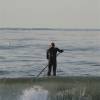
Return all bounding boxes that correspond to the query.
[47,42,64,76]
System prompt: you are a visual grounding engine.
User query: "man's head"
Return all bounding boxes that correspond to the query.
[51,42,55,47]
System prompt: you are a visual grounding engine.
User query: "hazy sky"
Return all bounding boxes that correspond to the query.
[0,0,100,28]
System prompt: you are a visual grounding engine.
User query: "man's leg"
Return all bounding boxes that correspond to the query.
[53,62,57,76]
[47,63,52,76]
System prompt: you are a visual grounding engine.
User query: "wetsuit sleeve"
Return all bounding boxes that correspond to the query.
[56,48,64,53]
[46,49,49,59]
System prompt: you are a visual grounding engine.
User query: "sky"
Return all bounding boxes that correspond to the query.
[0,0,100,28]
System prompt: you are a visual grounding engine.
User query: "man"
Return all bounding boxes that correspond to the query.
[47,42,64,76]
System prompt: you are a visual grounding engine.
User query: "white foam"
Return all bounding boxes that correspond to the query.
[19,86,49,100]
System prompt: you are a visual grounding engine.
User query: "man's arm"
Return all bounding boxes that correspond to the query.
[56,48,64,53]
[46,49,49,59]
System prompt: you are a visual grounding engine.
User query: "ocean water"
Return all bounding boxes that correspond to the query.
[0,29,100,78]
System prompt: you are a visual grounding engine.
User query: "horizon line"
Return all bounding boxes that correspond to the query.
[0,27,100,31]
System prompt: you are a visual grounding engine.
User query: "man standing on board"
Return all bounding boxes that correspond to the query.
[47,42,64,76]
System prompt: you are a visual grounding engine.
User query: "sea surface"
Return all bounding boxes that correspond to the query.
[0,29,100,100]
[0,29,100,78]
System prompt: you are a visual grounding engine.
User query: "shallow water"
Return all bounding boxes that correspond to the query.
[0,29,100,78]
[0,77,100,100]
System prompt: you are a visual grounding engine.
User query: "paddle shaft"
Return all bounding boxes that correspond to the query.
[36,52,61,78]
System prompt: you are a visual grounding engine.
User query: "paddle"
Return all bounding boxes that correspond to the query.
[36,52,61,78]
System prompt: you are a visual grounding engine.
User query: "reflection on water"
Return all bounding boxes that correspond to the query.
[49,87,92,100]
[0,77,100,100]
[19,85,92,100]
[19,86,48,100]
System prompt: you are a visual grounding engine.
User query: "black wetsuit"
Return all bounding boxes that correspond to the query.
[47,47,63,76]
